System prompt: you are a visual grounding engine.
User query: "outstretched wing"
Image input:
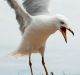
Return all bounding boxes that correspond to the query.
[6,0,31,34]
[22,0,50,15]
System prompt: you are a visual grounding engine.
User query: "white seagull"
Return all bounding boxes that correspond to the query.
[6,0,74,75]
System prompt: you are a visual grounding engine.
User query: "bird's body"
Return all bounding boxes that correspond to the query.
[6,0,74,75]
[16,15,57,55]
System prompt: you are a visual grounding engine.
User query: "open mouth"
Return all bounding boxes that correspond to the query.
[60,26,74,43]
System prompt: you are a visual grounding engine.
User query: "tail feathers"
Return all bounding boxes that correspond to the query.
[7,51,22,58]
[10,49,29,57]
[11,50,23,57]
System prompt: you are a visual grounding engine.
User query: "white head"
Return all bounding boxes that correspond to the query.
[53,15,74,43]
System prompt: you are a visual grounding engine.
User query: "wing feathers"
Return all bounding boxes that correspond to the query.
[6,0,31,33]
[23,0,49,15]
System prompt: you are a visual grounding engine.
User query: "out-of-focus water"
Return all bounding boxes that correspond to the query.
[0,0,80,75]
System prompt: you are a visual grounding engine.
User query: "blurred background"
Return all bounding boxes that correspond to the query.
[0,0,80,75]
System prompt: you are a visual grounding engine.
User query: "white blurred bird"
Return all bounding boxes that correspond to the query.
[6,0,74,75]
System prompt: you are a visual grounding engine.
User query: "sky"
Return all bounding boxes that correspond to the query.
[0,0,80,75]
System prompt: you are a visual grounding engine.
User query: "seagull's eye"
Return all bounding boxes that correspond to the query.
[60,21,65,24]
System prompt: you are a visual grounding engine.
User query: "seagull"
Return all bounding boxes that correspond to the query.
[6,0,74,75]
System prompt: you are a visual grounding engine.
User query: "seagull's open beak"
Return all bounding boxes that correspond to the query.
[60,26,74,43]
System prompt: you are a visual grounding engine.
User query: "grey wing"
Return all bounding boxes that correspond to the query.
[22,0,50,16]
[6,0,31,34]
